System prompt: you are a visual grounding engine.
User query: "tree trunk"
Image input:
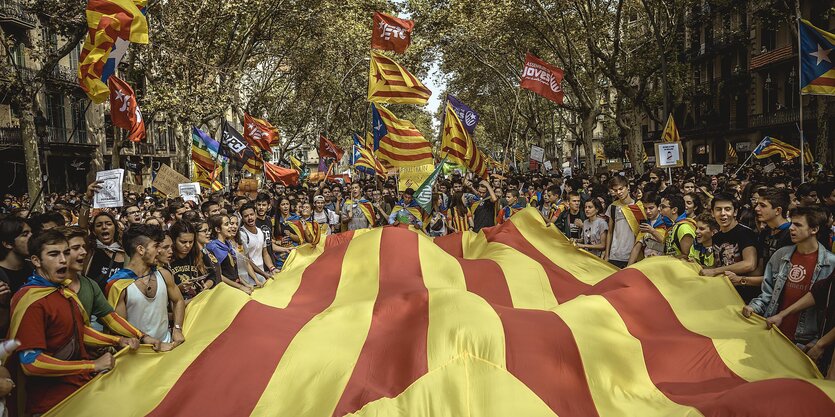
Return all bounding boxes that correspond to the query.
[816,99,831,166]
[19,99,44,212]
[86,104,105,182]
[581,112,596,175]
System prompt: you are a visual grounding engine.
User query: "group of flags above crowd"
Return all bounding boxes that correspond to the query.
[75,1,835,192]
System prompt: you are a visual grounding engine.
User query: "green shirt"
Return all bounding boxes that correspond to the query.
[664,220,696,256]
[76,274,114,320]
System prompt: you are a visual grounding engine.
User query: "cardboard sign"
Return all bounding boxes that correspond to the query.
[530,145,545,163]
[398,164,435,191]
[543,160,553,171]
[763,162,776,173]
[655,142,683,168]
[705,164,724,176]
[93,169,124,208]
[152,164,190,196]
[607,162,624,171]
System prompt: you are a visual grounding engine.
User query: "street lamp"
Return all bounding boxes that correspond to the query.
[324,56,371,133]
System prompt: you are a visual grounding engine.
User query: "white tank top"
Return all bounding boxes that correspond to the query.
[125,271,171,343]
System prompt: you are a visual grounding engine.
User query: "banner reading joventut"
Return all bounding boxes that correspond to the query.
[520,53,564,105]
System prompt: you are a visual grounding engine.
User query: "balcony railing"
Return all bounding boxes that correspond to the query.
[48,65,78,84]
[0,3,36,29]
[0,127,22,145]
[749,109,814,129]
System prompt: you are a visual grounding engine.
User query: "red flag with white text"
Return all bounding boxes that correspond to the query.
[371,12,413,54]
[319,135,345,161]
[520,53,565,105]
[243,113,279,151]
[108,76,145,142]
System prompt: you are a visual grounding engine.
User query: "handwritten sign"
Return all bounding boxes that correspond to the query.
[152,164,190,196]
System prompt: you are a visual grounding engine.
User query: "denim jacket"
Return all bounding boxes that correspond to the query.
[748,242,835,343]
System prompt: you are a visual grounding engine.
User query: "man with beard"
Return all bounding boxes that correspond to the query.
[9,230,138,415]
[106,225,185,351]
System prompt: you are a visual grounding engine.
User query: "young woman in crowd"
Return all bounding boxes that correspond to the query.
[205,214,254,295]
[84,211,125,291]
[578,198,608,258]
[228,215,269,288]
[446,192,472,233]
[168,221,212,301]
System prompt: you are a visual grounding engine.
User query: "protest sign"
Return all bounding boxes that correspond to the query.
[178,182,201,204]
[93,169,124,208]
[655,142,683,168]
[530,145,545,163]
[398,164,434,191]
[705,164,724,176]
[153,164,190,196]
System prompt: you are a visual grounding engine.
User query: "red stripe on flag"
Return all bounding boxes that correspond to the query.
[483,221,593,303]
[333,228,429,416]
[377,147,434,162]
[147,239,350,417]
[434,232,513,306]
[434,232,464,257]
[810,76,835,87]
[381,136,430,149]
[592,268,835,413]
[370,91,431,99]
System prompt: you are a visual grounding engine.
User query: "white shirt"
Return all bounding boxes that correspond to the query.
[240,226,266,270]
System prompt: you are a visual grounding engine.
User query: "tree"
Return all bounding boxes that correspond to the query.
[0,0,87,211]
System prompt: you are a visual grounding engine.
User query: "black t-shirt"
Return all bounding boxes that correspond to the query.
[87,249,124,292]
[713,223,759,303]
[169,254,199,285]
[472,199,496,232]
[1,265,29,294]
[256,217,273,250]
[811,273,835,341]
[758,223,792,267]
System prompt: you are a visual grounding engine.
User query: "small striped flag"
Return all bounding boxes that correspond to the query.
[368,50,432,105]
[727,143,738,160]
[661,113,680,142]
[371,104,434,167]
[441,101,488,179]
[753,136,801,160]
[192,162,222,191]
[803,144,814,164]
[352,133,387,177]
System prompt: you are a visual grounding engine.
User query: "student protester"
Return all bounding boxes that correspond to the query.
[9,230,139,415]
[239,203,278,275]
[254,193,275,259]
[388,189,425,228]
[689,213,719,268]
[311,195,339,235]
[57,226,159,347]
[542,185,565,225]
[287,201,327,246]
[446,191,473,233]
[700,193,759,302]
[205,215,255,295]
[200,200,222,219]
[555,192,585,240]
[168,221,212,301]
[660,194,696,257]
[427,194,448,237]
[106,225,186,350]
[342,183,377,230]
[466,179,498,233]
[84,212,125,292]
[628,191,666,265]
[604,176,646,268]
[577,198,608,258]
[499,190,525,224]
[0,217,32,295]
[743,206,835,347]
[683,193,702,218]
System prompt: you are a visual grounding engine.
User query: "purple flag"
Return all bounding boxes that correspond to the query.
[447,95,479,134]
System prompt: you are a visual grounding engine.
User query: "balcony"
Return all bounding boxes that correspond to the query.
[48,65,78,85]
[749,108,815,129]
[0,3,36,30]
[0,127,22,146]
[749,45,795,71]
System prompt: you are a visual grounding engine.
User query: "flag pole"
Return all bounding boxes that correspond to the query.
[796,0,805,183]
[733,140,761,177]
[503,92,520,169]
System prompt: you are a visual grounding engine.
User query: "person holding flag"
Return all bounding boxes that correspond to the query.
[341,183,378,230]
[388,188,425,228]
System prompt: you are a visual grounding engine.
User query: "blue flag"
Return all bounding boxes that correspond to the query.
[370,104,388,151]
[447,95,479,134]
[800,19,835,95]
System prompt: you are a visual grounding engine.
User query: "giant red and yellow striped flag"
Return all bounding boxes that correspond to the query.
[44,208,835,416]
[78,0,148,103]
[441,101,488,179]
[368,50,432,105]
[371,104,434,167]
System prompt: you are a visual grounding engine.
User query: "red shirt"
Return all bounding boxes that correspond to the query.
[778,250,817,341]
[14,290,93,414]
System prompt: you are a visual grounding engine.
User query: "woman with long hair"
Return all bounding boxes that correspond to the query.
[168,221,212,301]
[205,214,254,295]
[84,211,125,291]
[286,200,325,246]
[446,192,472,233]
[228,215,268,288]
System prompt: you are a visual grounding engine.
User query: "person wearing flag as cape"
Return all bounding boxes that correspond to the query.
[388,188,426,228]
[499,189,525,224]
[342,183,378,230]
[603,176,646,268]
[286,201,326,246]
[106,225,185,351]
[9,230,140,415]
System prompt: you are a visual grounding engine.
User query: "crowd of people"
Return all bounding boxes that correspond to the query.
[1,159,835,415]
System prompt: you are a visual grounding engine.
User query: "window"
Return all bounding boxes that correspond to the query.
[45,93,66,142]
[71,98,88,143]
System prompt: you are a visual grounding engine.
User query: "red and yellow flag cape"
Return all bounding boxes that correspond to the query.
[45,208,835,416]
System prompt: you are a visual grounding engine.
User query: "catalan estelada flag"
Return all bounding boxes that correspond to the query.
[661,113,680,142]
[78,0,148,103]
[728,142,738,160]
[371,104,434,167]
[368,50,432,105]
[351,133,387,177]
[44,208,835,416]
[800,19,835,96]
[441,101,488,179]
[753,136,801,160]
[192,162,223,191]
